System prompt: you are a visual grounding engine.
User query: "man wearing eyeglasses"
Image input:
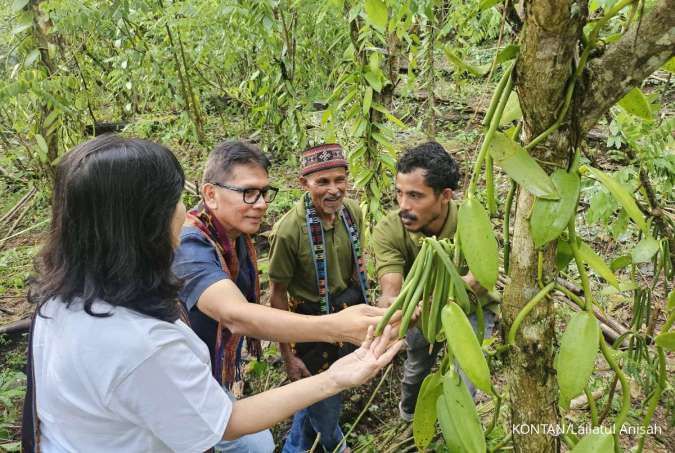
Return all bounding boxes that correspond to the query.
[172,141,390,453]
[268,144,368,453]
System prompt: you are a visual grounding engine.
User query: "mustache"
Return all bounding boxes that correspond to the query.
[399,211,417,221]
[324,192,343,201]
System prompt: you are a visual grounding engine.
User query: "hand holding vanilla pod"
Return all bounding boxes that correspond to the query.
[375,237,472,342]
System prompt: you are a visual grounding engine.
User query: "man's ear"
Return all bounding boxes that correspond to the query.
[299,176,308,190]
[202,184,218,210]
[441,188,453,203]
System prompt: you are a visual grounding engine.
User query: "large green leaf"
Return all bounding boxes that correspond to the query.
[530,169,580,248]
[631,236,660,263]
[555,312,599,410]
[489,132,559,200]
[414,371,443,451]
[617,87,652,120]
[436,395,464,453]
[458,197,498,290]
[577,240,620,289]
[440,372,486,453]
[442,303,492,394]
[570,433,614,452]
[364,0,387,33]
[579,165,649,234]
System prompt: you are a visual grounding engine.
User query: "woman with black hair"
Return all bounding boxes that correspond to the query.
[24,135,401,452]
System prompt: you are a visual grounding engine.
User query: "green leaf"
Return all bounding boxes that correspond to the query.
[363,86,373,115]
[556,311,599,410]
[610,255,632,272]
[556,239,574,271]
[570,433,614,452]
[499,91,522,126]
[579,165,649,234]
[414,371,443,451]
[35,134,48,157]
[495,44,520,65]
[384,112,406,128]
[436,395,464,453]
[655,332,675,351]
[364,0,387,33]
[479,0,503,11]
[439,372,486,453]
[11,0,29,13]
[530,169,580,248]
[617,87,652,120]
[489,132,559,200]
[578,240,620,289]
[441,303,492,394]
[444,47,489,76]
[458,198,498,290]
[631,237,659,263]
[668,290,675,311]
[363,69,383,92]
[663,57,675,73]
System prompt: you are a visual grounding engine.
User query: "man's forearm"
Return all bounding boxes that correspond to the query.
[228,303,340,343]
[268,286,298,357]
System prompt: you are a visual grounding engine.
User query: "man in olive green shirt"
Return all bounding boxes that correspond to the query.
[269,144,368,453]
[372,141,496,421]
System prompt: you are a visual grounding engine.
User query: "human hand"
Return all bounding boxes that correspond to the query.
[333,304,402,346]
[325,324,403,391]
[283,353,311,381]
[462,271,487,296]
[376,294,397,308]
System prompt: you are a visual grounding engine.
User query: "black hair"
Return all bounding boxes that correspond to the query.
[202,140,271,184]
[396,141,460,192]
[30,134,185,322]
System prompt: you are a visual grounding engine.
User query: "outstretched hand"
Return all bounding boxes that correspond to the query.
[325,324,403,391]
[334,304,403,346]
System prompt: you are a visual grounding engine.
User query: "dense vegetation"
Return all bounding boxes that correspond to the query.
[0,0,673,451]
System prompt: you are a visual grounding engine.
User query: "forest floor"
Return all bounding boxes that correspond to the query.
[0,71,673,452]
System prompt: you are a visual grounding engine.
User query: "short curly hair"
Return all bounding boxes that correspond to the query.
[396,141,460,192]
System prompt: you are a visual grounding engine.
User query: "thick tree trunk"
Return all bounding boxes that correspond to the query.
[503,0,674,451]
[503,1,584,452]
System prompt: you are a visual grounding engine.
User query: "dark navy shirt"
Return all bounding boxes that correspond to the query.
[172,226,254,365]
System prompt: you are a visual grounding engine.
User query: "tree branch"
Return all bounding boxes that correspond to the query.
[578,0,675,133]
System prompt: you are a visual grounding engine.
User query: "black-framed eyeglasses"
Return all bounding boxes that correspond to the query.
[210,182,278,204]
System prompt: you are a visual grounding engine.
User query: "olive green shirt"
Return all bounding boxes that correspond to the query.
[268,197,363,305]
[372,202,458,279]
[372,201,499,313]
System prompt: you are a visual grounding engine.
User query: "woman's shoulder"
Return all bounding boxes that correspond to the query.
[39,298,198,366]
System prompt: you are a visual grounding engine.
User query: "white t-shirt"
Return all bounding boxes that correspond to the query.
[33,298,231,453]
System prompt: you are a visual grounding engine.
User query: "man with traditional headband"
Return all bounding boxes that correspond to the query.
[269,144,369,453]
[173,141,388,452]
